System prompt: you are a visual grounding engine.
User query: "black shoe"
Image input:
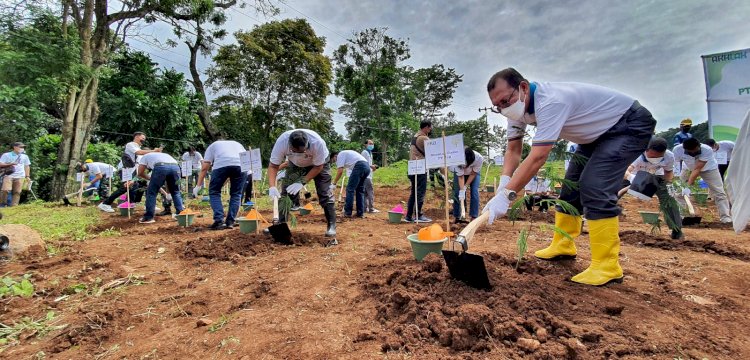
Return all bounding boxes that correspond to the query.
[209,221,227,230]
[671,230,684,240]
[225,221,235,229]
[62,196,72,206]
[157,210,172,216]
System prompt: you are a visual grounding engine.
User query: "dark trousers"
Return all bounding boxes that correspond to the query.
[718,162,729,179]
[407,173,428,219]
[103,180,139,205]
[144,165,184,220]
[344,161,371,217]
[525,194,553,212]
[243,174,253,203]
[559,101,657,220]
[209,166,247,224]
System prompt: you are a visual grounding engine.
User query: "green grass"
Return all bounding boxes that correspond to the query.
[0,202,101,241]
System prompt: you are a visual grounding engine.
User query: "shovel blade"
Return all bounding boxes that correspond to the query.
[442,250,491,289]
[682,216,702,226]
[268,223,292,245]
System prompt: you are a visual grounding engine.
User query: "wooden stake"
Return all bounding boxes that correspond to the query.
[442,131,450,234]
[414,173,418,221]
[481,159,491,189]
[126,181,131,219]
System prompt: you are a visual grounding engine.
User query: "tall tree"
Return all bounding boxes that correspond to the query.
[406,64,462,121]
[208,18,332,155]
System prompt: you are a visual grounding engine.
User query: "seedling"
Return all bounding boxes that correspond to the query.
[278,196,297,229]
[0,311,67,346]
[0,273,34,299]
[208,314,231,333]
[516,228,528,269]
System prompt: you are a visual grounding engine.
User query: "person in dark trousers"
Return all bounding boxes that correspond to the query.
[484,68,657,286]
[193,140,247,230]
[331,150,371,218]
[266,129,337,243]
[524,169,553,212]
[77,162,115,202]
[98,132,161,212]
[451,147,483,221]
[360,139,379,213]
[406,120,433,223]
[136,152,184,224]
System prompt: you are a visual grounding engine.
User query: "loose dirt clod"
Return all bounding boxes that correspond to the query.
[196,318,213,327]
[517,337,541,352]
[421,253,443,273]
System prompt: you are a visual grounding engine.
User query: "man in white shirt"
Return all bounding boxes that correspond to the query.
[524,169,552,212]
[194,140,247,230]
[331,150,371,218]
[450,147,483,221]
[267,129,337,240]
[181,147,203,194]
[99,132,161,212]
[361,139,379,213]
[673,138,731,223]
[136,152,184,224]
[621,137,683,239]
[77,161,115,201]
[0,142,31,207]
[484,68,656,286]
[704,139,734,179]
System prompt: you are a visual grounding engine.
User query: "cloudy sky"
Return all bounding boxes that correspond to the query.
[129,0,750,136]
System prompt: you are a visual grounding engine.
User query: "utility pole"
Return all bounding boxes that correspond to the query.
[478,107,491,158]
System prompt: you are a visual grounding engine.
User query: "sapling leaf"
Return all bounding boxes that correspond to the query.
[516,228,529,270]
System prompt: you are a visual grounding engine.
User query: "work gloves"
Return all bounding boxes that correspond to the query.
[268,186,281,199]
[483,192,510,225]
[458,188,466,200]
[192,185,202,198]
[682,187,691,196]
[286,183,304,196]
[499,175,511,190]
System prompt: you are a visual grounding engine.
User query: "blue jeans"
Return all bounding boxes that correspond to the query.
[452,172,481,219]
[144,165,184,220]
[209,166,247,224]
[344,161,371,217]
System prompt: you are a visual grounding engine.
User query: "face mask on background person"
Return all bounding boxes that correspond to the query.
[646,157,663,164]
[500,87,527,122]
[366,145,374,151]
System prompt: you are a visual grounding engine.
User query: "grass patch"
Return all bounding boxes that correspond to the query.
[0,311,67,348]
[0,203,101,241]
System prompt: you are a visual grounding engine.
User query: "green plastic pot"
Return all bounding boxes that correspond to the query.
[238,218,259,234]
[119,207,134,216]
[176,214,195,227]
[693,193,709,205]
[407,234,447,262]
[638,211,660,225]
[299,208,312,215]
[388,211,404,224]
[486,186,495,193]
[242,203,254,212]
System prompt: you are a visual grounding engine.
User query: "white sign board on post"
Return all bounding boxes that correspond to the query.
[239,151,253,173]
[121,168,133,182]
[76,172,84,182]
[424,134,465,169]
[181,161,191,177]
[252,169,263,181]
[407,159,426,175]
[104,166,114,179]
[716,152,728,165]
[250,149,262,171]
[493,155,504,166]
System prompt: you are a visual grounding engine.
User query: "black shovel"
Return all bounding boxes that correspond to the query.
[268,196,292,245]
[442,212,491,289]
[682,194,702,226]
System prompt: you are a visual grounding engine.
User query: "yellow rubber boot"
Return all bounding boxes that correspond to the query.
[571,217,623,286]
[534,212,582,260]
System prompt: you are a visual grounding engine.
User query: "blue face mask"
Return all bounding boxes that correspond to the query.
[366,145,374,151]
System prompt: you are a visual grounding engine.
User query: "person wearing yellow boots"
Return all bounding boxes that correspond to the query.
[483,68,656,286]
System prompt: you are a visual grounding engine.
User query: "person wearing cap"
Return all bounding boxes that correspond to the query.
[621,137,683,239]
[0,142,31,207]
[524,169,553,212]
[193,140,247,230]
[484,68,656,286]
[361,139,380,213]
[673,138,731,223]
[77,161,115,201]
[673,118,693,146]
[267,129,337,240]
[136,152,184,224]
[181,147,203,196]
[704,138,734,179]
[450,147,483,221]
[331,150,371,218]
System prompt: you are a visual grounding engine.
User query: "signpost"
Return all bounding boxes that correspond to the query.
[408,159,426,221]
[425,133,465,232]
[122,168,133,219]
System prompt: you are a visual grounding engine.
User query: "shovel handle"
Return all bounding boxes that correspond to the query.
[683,194,696,216]
[273,196,280,222]
[457,212,490,244]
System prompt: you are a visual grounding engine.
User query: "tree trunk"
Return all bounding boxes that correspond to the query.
[188,30,221,140]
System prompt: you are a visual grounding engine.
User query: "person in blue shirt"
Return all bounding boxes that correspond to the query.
[673,118,693,146]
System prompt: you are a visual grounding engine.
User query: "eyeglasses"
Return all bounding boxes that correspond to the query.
[490,88,518,113]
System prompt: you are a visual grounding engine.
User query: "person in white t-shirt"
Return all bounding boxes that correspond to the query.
[194,140,247,230]
[621,137,683,239]
[267,129,337,241]
[98,132,161,213]
[673,138,731,223]
[524,169,552,212]
[136,152,184,224]
[331,150,371,218]
[181,147,203,193]
[449,147,483,221]
[484,68,656,286]
[0,142,31,207]
[361,139,379,213]
[77,161,115,201]
[704,139,734,179]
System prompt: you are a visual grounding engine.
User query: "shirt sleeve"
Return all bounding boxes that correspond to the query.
[196,152,204,161]
[0,153,9,163]
[698,147,714,163]
[311,140,329,166]
[532,101,573,146]
[336,152,346,168]
[138,156,148,166]
[203,144,215,164]
[471,154,483,174]
[506,120,526,141]
[269,136,288,166]
[21,155,30,166]
[126,143,139,156]
[90,164,102,174]
[663,153,674,172]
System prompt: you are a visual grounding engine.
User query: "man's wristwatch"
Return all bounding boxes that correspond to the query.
[504,188,517,201]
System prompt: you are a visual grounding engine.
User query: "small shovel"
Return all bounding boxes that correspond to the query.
[268,196,292,244]
[442,211,491,289]
[682,194,702,226]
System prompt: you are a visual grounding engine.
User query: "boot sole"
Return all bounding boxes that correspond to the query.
[536,254,577,261]
[570,276,624,286]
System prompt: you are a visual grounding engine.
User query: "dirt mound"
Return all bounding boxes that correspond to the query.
[357,254,662,358]
[620,230,750,261]
[181,232,329,261]
[512,210,555,224]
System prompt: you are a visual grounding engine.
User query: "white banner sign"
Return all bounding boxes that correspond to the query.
[121,168,133,182]
[180,161,191,177]
[252,169,263,181]
[424,134,465,169]
[702,48,750,141]
[76,172,84,182]
[407,159,426,175]
[250,149,262,172]
[493,155,504,166]
[104,166,114,179]
[715,151,728,165]
[239,151,253,173]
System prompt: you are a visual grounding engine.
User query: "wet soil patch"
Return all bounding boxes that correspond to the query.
[620,230,750,261]
[181,232,330,261]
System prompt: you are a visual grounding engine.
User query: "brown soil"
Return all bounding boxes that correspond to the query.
[1,186,749,359]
